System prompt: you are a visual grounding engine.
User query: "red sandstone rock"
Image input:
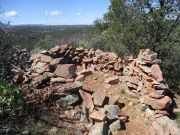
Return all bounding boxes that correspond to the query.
[75,75,85,81]
[105,76,119,84]
[92,90,106,106]
[54,64,76,79]
[49,45,60,53]
[143,95,172,110]
[39,54,53,63]
[79,89,94,112]
[151,64,163,82]
[89,111,106,121]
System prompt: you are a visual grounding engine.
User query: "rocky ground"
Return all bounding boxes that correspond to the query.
[1,44,180,135]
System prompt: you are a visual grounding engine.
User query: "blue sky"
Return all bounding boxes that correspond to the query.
[0,0,110,25]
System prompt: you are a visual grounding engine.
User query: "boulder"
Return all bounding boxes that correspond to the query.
[54,64,76,79]
[92,90,106,106]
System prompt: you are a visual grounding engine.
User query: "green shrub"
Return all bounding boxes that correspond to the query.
[0,79,25,115]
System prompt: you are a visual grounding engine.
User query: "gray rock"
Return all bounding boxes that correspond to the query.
[153,83,169,90]
[88,122,104,135]
[56,94,79,108]
[152,59,162,64]
[33,62,46,74]
[109,120,121,133]
[80,106,89,124]
[103,105,121,120]
[139,65,151,74]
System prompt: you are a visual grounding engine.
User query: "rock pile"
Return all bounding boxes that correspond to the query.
[20,44,127,134]
[19,44,175,134]
[122,49,173,117]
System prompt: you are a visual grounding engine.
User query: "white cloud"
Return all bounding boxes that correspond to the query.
[76,11,81,16]
[45,10,63,16]
[75,9,82,16]
[4,10,18,17]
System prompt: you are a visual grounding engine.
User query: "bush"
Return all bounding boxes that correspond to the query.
[0,79,25,115]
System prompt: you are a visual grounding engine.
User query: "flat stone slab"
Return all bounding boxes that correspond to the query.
[92,90,106,106]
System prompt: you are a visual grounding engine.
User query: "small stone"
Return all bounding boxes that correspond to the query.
[76,69,93,76]
[75,75,85,81]
[126,82,138,89]
[153,83,169,90]
[89,111,106,121]
[105,76,119,84]
[49,45,60,53]
[109,120,121,133]
[50,77,66,83]
[92,91,106,106]
[139,65,151,74]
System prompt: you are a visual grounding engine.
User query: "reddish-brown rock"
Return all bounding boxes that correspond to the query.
[39,54,53,63]
[49,45,59,53]
[54,64,76,79]
[75,75,85,81]
[79,90,94,112]
[143,95,172,110]
[105,76,119,84]
[108,95,119,105]
[108,52,118,61]
[151,64,163,82]
[89,111,106,121]
[92,90,106,106]
[55,81,82,92]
